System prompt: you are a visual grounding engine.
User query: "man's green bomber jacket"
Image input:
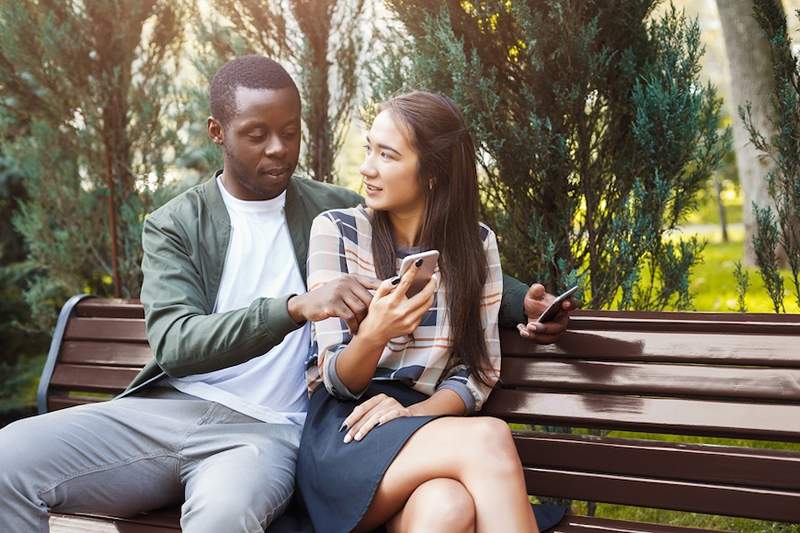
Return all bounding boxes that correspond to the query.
[123,173,530,397]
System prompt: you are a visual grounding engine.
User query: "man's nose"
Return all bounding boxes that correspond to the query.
[264,135,288,159]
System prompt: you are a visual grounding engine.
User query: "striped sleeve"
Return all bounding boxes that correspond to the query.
[306,213,362,400]
[435,226,502,412]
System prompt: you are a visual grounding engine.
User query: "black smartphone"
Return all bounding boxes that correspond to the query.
[537,285,578,323]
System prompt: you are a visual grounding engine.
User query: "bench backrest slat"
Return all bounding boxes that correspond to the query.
[523,467,800,523]
[501,358,800,401]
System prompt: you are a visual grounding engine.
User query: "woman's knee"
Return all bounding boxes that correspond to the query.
[465,417,520,473]
[395,479,475,533]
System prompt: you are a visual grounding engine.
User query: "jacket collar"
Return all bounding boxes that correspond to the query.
[202,170,308,285]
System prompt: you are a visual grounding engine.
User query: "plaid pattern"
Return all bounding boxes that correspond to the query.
[306,205,502,412]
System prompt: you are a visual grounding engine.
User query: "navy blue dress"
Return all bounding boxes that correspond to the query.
[295,381,567,532]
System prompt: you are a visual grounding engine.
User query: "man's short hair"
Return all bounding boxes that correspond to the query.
[209,55,299,126]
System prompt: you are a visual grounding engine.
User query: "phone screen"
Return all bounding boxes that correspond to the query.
[537,285,578,323]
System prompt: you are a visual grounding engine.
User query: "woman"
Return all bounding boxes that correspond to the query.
[297,91,565,532]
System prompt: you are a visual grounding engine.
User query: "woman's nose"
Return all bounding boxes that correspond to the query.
[359,159,377,178]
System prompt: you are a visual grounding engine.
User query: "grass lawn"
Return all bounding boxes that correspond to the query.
[689,226,799,313]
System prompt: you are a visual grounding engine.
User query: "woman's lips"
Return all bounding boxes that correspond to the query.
[364,182,383,194]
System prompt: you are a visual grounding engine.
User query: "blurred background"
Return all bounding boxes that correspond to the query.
[1,1,799,529]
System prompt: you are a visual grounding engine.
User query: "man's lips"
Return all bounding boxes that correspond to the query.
[261,167,290,177]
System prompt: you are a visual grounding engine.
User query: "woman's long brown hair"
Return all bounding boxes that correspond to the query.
[370,91,492,385]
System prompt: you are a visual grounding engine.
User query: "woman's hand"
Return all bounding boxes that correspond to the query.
[356,262,438,346]
[341,393,411,444]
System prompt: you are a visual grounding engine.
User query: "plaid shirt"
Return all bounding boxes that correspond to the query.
[306,205,502,412]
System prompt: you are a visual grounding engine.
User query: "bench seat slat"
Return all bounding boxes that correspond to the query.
[60,341,153,366]
[50,513,179,532]
[50,364,141,392]
[513,432,800,491]
[552,515,719,533]
[65,318,147,342]
[524,467,800,523]
[484,390,800,441]
[501,358,800,401]
[499,329,800,366]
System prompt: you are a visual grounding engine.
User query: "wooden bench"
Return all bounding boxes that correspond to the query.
[38,295,800,532]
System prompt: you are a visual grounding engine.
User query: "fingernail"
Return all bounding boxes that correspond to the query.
[415,258,423,267]
[343,433,352,444]
[339,422,348,433]
[391,277,400,285]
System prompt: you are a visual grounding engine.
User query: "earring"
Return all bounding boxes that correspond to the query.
[428,179,434,190]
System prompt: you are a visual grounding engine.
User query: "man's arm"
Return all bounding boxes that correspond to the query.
[500,274,575,343]
[140,213,302,378]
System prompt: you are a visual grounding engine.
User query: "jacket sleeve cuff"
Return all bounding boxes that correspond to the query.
[323,348,366,400]
[436,380,477,413]
[499,274,528,328]
[261,294,303,340]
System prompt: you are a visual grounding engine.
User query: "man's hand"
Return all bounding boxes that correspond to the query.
[517,283,576,344]
[287,275,381,334]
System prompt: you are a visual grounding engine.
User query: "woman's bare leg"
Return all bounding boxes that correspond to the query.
[355,417,538,533]
[385,478,475,533]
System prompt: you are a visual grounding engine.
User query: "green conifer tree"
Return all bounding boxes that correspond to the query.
[742,0,800,312]
[0,0,188,330]
[374,0,729,310]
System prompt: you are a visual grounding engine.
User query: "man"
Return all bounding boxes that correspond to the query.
[0,55,572,532]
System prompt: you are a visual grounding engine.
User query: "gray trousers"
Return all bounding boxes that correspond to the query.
[0,385,302,533]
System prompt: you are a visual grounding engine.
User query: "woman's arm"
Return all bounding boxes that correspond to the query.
[333,265,438,396]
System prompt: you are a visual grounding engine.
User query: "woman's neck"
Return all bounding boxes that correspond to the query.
[388,204,425,249]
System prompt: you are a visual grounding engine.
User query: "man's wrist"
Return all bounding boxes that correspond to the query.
[286,293,306,325]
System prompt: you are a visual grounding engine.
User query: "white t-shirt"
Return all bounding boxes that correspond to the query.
[168,177,309,425]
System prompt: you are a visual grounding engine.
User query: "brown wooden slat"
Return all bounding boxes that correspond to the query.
[514,432,800,491]
[568,311,800,334]
[65,318,147,342]
[524,467,800,523]
[47,396,104,412]
[50,513,178,532]
[60,341,153,367]
[484,390,800,441]
[499,329,800,366]
[552,515,719,533]
[51,364,140,393]
[75,299,144,319]
[501,359,800,401]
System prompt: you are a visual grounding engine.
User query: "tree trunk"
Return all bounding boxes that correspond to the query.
[716,0,779,265]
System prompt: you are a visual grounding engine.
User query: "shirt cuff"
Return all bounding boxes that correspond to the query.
[323,348,366,400]
[436,380,477,413]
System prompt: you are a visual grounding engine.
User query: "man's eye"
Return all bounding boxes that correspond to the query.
[283,130,298,139]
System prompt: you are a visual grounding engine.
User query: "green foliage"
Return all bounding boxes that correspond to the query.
[0,0,189,330]
[753,203,786,312]
[733,260,750,312]
[742,0,800,312]
[376,0,729,310]
[191,0,371,182]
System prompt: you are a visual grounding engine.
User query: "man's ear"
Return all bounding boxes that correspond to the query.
[208,116,224,145]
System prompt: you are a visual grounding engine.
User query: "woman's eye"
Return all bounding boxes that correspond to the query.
[380,151,391,161]
[363,144,371,154]
[283,130,297,139]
